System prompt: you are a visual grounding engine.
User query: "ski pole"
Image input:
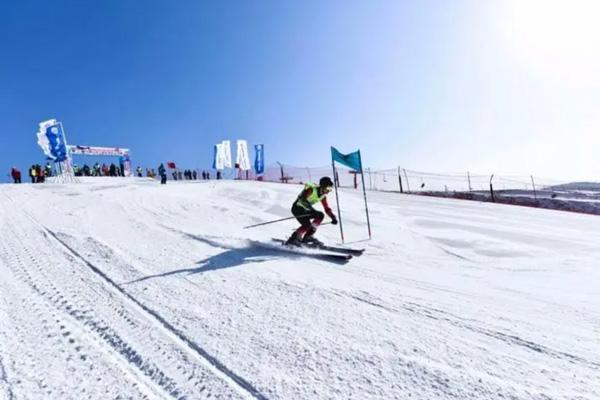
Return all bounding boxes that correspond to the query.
[243,214,312,229]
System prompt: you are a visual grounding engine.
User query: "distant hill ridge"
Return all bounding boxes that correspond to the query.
[550,182,600,191]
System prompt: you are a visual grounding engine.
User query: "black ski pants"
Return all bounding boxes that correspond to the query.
[291,204,324,237]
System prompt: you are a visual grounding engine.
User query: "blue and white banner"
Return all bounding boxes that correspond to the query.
[212,144,218,169]
[254,144,264,174]
[37,119,68,162]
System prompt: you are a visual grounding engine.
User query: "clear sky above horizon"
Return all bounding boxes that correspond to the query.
[1,0,599,181]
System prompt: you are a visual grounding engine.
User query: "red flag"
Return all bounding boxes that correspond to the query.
[167,161,176,169]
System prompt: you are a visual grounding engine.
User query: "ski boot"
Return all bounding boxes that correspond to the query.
[302,234,323,247]
[285,232,303,247]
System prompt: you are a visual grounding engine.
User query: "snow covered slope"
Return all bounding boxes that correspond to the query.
[0,178,599,400]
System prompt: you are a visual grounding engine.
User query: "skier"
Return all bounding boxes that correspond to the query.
[286,176,338,246]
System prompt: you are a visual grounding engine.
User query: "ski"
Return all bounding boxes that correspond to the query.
[271,238,365,256]
[267,239,353,263]
[304,243,364,256]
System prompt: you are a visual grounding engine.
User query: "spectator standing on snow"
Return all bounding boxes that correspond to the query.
[35,164,43,182]
[11,167,21,183]
[29,165,36,183]
[45,162,53,177]
[158,163,167,184]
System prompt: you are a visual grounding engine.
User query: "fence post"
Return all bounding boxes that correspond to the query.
[398,166,403,193]
[277,162,284,183]
[489,174,495,202]
[467,171,472,192]
[403,169,411,192]
[531,175,537,200]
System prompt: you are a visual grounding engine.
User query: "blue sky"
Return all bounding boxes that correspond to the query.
[1,0,599,180]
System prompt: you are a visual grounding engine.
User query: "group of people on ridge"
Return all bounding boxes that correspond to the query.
[8,160,337,247]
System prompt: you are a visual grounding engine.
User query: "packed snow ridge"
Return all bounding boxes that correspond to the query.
[0,177,598,400]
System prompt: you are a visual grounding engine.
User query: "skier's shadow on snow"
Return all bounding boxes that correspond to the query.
[124,246,291,285]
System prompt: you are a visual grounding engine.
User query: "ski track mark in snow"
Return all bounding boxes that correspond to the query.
[0,195,266,400]
[42,227,269,400]
[0,355,15,400]
[335,290,600,370]
[0,228,159,399]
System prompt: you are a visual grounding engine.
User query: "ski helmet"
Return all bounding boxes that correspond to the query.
[319,176,334,188]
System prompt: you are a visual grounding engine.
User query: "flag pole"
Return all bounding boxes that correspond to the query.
[331,153,344,243]
[358,151,372,239]
[59,121,76,183]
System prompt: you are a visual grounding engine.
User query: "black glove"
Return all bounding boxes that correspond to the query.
[331,216,338,225]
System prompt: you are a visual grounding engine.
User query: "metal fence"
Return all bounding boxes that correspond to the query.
[253,164,572,194]
[244,163,600,215]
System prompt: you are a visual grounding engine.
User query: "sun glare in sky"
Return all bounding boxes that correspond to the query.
[507,0,600,88]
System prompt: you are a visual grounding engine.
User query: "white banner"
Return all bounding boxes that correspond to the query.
[222,140,232,168]
[68,145,129,156]
[214,143,225,170]
[236,140,251,170]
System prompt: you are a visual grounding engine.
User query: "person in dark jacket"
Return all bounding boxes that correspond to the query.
[286,176,338,246]
[158,163,167,184]
[29,165,37,183]
[35,164,43,183]
[45,162,53,177]
[11,167,21,183]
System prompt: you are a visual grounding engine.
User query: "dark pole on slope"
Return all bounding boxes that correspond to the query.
[331,158,345,243]
[243,214,312,229]
[358,151,372,239]
[398,166,403,193]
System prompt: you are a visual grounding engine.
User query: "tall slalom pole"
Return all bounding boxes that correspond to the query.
[331,158,345,243]
[358,151,372,239]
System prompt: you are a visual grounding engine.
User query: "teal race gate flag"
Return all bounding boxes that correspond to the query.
[331,147,362,172]
[330,146,371,241]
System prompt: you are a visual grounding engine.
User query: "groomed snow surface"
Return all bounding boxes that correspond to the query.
[0,178,598,400]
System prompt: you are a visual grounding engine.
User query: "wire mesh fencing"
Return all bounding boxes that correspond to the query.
[244,163,600,215]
